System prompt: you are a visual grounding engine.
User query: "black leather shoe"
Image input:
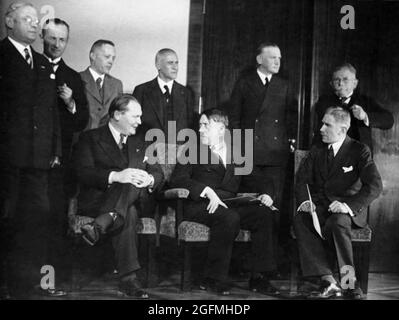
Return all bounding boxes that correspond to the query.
[81,223,100,246]
[34,286,68,297]
[344,282,366,300]
[199,278,231,296]
[308,280,342,299]
[119,279,149,299]
[249,277,280,296]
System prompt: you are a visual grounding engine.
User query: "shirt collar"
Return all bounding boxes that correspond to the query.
[108,122,127,145]
[257,68,272,85]
[8,36,32,59]
[329,136,346,156]
[89,67,105,83]
[157,76,174,93]
[338,91,353,103]
[210,141,227,166]
[44,54,62,64]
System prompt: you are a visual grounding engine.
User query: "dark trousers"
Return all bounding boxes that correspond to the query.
[184,201,277,282]
[293,210,354,278]
[1,167,52,291]
[79,183,155,277]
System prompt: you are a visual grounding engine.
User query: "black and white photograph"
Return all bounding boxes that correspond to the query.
[0,0,398,310]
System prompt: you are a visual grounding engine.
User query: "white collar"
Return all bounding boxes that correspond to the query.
[257,69,272,85]
[210,141,227,166]
[157,76,174,93]
[108,122,127,145]
[329,136,346,156]
[89,67,105,83]
[8,36,32,60]
[339,91,353,103]
[44,55,62,64]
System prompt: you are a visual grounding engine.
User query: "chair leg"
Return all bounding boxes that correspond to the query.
[180,241,191,291]
[353,241,370,294]
[139,234,159,288]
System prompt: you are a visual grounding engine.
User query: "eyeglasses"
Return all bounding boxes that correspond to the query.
[331,78,356,85]
[21,16,39,26]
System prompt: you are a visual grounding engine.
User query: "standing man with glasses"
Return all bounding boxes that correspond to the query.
[0,1,65,298]
[80,39,123,130]
[313,63,394,152]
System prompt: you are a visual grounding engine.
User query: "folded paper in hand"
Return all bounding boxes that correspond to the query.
[223,193,279,211]
[304,184,324,239]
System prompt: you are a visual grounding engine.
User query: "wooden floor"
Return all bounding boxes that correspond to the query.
[22,272,399,300]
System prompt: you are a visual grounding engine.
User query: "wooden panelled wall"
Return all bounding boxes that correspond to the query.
[187,0,399,272]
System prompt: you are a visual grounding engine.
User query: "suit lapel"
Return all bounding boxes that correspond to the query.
[258,75,280,116]
[126,134,145,168]
[171,82,184,124]
[147,78,165,128]
[81,68,103,103]
[103,74,115,106]
[327,136,352,179]
[97,125,127,168]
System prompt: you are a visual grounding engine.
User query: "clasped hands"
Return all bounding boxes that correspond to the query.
[113,168,154,188]
[299,200,349,214]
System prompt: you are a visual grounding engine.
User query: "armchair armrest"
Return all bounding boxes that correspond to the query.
[158,188,190,200]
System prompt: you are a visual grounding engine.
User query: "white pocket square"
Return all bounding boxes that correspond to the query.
[143,156,148,163]
[342,166,353,173]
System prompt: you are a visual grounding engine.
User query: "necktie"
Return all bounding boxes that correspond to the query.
[264,77,269,87]
[118,133,126,150]
[50,61,59,73]
[327,146,334,171]
[96,77,104,101]
[164,85,174,121]
[164,85,171,103]
[24,48,32,69]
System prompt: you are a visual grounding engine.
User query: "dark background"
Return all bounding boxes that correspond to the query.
[187,0,399,272]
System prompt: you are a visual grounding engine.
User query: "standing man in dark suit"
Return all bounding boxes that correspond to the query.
[294,107,382,300]
[229,42,297,224]
[41,18,89,172]
[73,95,164,298]
[80,40,123,130]
[170,109,279,296]
[41,17,89,284]
[0,1,65,297]
[132,48,194,138]
[313,63,394,152]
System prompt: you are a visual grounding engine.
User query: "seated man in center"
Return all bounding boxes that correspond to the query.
[73,94,164,298]
[170,108,279,296]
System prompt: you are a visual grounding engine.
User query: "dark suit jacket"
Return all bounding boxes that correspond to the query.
[170,142,274,204]
[295,136,383,227]
[80,68,123,130]
[55,59,89,160]
[229,71,297,166]
[132,78,195,135]
[0,37,61,169]
[73,124,164,217]
[313,91,394,152]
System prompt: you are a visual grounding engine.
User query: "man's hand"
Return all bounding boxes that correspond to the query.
[257,194,273,207]
[328,200,350,214]
[298,201,316,213]
[112,168,153,188]
[203,188,227,214]
[350,104,367,121]
[57,83,74,108]
[50,156,61,168]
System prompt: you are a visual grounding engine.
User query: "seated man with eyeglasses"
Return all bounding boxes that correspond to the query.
[312,63,393,153]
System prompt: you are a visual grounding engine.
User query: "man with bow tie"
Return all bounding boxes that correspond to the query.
[313,63,394,152]
[73,94,164,298]
[294,107,383,299]
[0,1,64,298]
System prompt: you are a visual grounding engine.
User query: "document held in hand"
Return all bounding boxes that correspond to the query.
[306,184,324,240]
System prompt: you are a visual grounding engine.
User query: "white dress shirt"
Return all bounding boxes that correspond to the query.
[157,76,174,94]
[8,36,33,66]
[257,69,272,85]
